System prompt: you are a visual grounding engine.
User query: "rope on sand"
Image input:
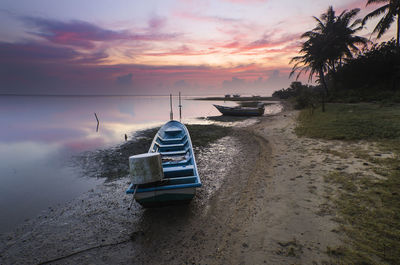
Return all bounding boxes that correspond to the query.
[36,237,132,265]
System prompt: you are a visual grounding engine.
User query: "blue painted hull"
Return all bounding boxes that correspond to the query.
[126,120,201,207]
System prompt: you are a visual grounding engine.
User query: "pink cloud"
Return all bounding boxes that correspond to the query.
[215,31,300,55]
[175,11,242,24]
[144,45,219,57]
[148,15,167,31]
[221,0,267,3]
[24,17,180,49]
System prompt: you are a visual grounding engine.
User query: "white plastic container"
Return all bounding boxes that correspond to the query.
[129,153,164,184]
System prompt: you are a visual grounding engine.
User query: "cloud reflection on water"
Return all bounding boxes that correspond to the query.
[0,95,225,233]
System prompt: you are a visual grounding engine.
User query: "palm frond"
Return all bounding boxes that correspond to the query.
[366,0,390,6]
[362,4,390,24]
[375,10,395,37]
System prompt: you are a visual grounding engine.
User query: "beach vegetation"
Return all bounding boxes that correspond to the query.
[289,6,367,111]
[296,103,400,140]
[284,4,399,109]
[296,103,400,264]
[362,0,400,47]
[272,82,320,110]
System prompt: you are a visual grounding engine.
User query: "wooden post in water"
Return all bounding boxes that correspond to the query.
[94,112,100,132]
[170,94,173,120]
[179,92,182,122]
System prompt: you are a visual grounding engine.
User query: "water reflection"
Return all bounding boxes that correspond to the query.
[0,95,281,233]
[0,95,224,233]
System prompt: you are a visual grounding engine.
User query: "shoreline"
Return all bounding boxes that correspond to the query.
[2,103,385,264]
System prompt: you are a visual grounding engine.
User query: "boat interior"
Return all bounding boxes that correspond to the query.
[147,123,198,186]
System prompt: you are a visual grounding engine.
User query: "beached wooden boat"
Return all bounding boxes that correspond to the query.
[126,120,201,207]
[213,104,265,116]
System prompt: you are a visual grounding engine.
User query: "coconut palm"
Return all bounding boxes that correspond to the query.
[290,6,367,111]
[290,6,366,94]
[290,32,329,111]
[363,0,400,47]
[311,6,367,72]
[334,8,368,66]
[290,33,329,92]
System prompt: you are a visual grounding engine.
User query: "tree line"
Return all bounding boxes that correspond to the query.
[273,0,400,110]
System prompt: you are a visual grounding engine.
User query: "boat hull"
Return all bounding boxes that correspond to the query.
[134,187,196,207]
[213,104,264,116]
[126,120,201,208]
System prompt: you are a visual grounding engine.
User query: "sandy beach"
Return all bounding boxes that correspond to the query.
[1,106,385,264]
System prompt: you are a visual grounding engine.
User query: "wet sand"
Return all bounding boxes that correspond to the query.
[1,108,346,264]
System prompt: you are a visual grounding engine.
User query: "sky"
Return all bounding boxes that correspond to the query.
[0,0,395,96]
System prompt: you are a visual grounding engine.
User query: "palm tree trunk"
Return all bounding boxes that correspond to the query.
[319,68,327,112]
[397,10,400,47]
[319,68,328,96]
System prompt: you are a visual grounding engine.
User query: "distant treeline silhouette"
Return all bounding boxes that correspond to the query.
[279,2,400,110]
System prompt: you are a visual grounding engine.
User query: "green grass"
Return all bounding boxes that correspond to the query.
[296,103,400,264]
[295,103,400,140]
[325,169,400,264]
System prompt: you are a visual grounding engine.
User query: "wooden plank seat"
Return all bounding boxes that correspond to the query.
[155,139,188,149]
[157,134,187,143]
[159,148,189,156]
[163,165,194,177]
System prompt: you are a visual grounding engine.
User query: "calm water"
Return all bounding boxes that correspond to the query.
[0,95,280,233]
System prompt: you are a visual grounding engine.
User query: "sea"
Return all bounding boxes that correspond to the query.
[0,95,281,233]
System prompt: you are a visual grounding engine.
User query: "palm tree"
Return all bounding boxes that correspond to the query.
[290,33,328,91]
[290,32,329,111]
[363,0,400,47]
[290,6,367,112]
[311,7,367,72]
[334,8,368,66]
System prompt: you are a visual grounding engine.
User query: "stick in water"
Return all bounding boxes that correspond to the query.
[94,112,100,132]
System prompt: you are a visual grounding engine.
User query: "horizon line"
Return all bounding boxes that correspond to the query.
[0,93,226,97]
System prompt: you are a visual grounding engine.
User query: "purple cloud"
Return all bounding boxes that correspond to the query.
[116,73,133,86]
[0,41,78,62]
[23,17,180,49]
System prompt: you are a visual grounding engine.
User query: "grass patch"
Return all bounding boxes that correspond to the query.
[324,152,400,264]
[325,169,400,264]
[296,103,400,140]
[297,103,400,263]
[323,149,350,159]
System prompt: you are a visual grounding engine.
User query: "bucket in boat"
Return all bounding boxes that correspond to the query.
[129,153,164,184]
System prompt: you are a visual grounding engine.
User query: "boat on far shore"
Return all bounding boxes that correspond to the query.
[213,104,265,116]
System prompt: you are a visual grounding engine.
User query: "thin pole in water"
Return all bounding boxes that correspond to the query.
[170,94,173,120]
[94,112,99,132]
[179,92,182,122]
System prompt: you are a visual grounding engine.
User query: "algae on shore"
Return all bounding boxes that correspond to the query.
[73,124,232,181]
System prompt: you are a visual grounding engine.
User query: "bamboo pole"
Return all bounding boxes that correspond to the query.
[179,92,182,122]
[94,112,99,132]
[170,94,173,120]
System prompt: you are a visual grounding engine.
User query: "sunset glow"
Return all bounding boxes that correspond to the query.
[0,0,395,95]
